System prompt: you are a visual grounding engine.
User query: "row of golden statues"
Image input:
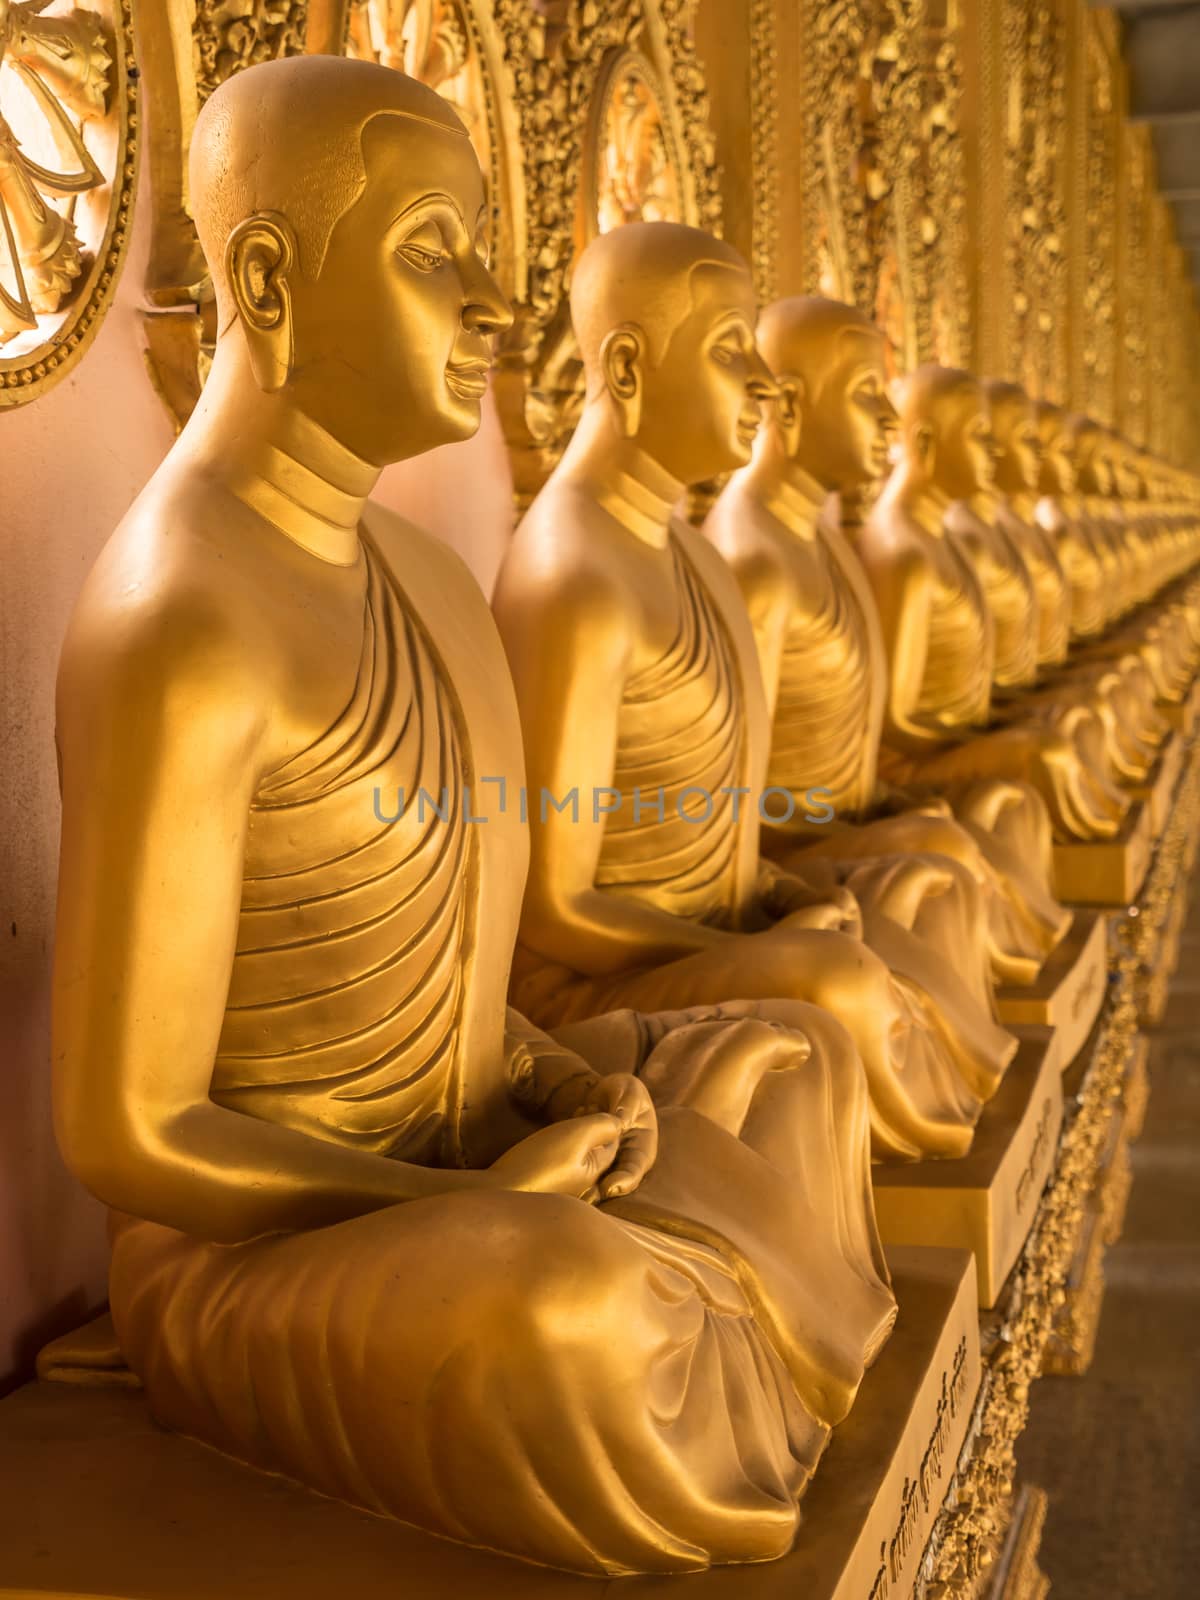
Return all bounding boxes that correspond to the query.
[45,56,1200,1584]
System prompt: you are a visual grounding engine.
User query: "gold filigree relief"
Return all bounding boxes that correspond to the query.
[801,1,970,376]
[747,0,777,303]
[1118,123,1150,446]
[1079,11,1117,425]
[491,0,721,502]
[1001,0,1068,399]
[194,0,308,103]
[905,13,970,368]
[803,0,918,317]
[0,0,136,406]
[583,48,683,236]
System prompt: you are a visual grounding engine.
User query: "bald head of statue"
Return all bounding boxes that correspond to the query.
[569,221,775,485]
[893,364,993,500]
[1033,400,1076,495]
[190,55,511,465]
[754,296,894,490]
[982,379,1039,494]
[1066,417,1118,495]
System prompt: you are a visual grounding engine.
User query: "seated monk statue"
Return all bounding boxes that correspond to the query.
[1047,429,1176,779]
[703,294,1068,989]
[1068,421,1197,708]
[977,380,1070,673]
[855,364,1129,842]
[965,385,1154,788]
[1034,400,1107,641]
[50,57,901,1577]
[493,222,1014,1163]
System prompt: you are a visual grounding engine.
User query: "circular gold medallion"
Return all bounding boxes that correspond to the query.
[0,0,136,408]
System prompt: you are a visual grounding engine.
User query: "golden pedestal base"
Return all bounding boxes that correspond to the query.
[994,909,1109,1073]
[872,1036,1063,1309]
[1122,734,1200,1024]
[0,1249,979,1600]
[1052,799,1153,905]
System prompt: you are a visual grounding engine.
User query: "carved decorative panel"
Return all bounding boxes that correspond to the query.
[903,10,969,369]
[194,1,308,102]
[1000,0,1068,399]
[802,0,919,319]
[1117,122,1150,445]
[801,0,968,378]
[0,0,136,407]
[747,0,777,303]
[1078,9,1117,425]
[491,0,721,502]
[581,48,684,236]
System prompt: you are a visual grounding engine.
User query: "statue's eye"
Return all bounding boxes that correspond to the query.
[399,241,447,272]
[712,341,739,366]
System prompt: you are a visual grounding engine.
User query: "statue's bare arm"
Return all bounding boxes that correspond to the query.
[51,584,621,1241]
[494,560,726,971]
[873,546,954,754]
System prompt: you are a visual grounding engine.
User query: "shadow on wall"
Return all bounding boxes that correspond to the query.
[0,165,517,1395]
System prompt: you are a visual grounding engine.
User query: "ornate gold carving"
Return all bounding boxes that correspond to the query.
[490,0,721,503]
[1117,122,1151,446]
[747,0,777,303]
[194,0,308,103]
[803,0,916,318]
[1000,0,1069,400]
[800,1,969,375]
[1078,11,1117,424]
[905,13,970,368]
[0,0,136,406]
[583,48,683,236]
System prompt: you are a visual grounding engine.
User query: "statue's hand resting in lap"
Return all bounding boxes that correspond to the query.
[488,1113,629,1203]
[504,1018,659,1201]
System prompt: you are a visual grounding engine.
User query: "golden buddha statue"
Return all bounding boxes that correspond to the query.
[968,389,1159,788]
[1068,420,1196,710]
[493,225,1017,1165]
[703,295,1067,988]
[50,58,900,1577]
[980,380,1071,671]
[1033,400,1106,642]
[855,364,1128,842]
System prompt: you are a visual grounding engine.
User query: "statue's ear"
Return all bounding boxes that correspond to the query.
[912,419,935,471]
[775,373,804,457]
[226,212,297,393]
[599,324,645,438]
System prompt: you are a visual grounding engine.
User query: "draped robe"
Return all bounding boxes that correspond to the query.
[510,522,1009,1160]
[108,518,898,1577]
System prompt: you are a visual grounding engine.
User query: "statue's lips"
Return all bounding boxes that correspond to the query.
[736,413,761,442]
[445,361,491,399]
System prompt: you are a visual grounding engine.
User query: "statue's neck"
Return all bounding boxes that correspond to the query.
[184,347,379,566]
[891,461,950,536]
[743,431,831,541]
[565,410,684,549]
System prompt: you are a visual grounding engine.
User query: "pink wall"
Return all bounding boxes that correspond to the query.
[0,166,515,1391]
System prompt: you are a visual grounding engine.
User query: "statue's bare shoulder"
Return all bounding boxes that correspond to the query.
[495,479,635,640]
[57,471,363,782]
